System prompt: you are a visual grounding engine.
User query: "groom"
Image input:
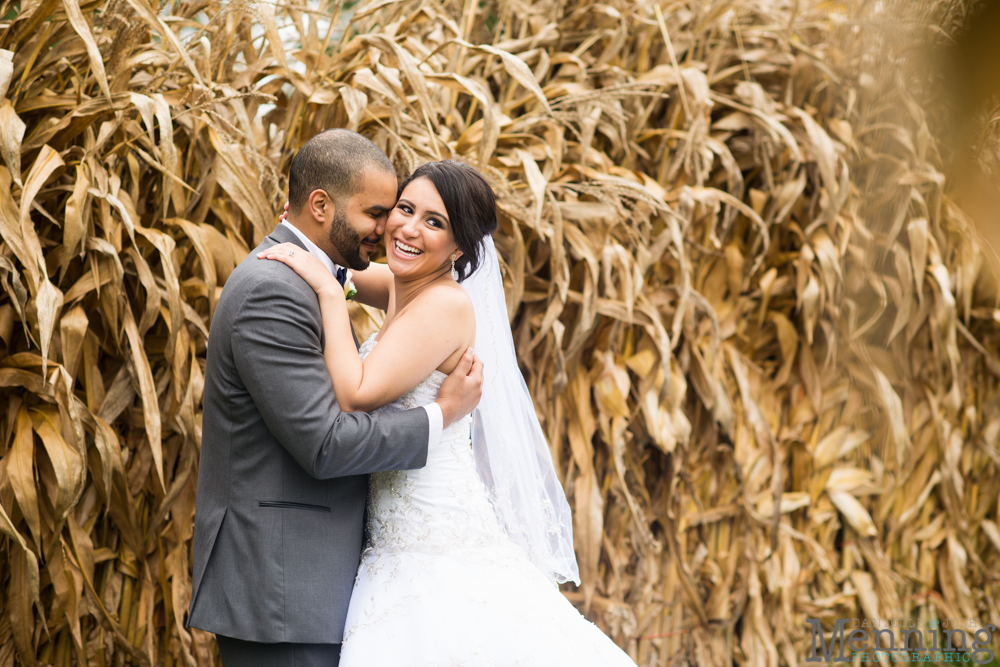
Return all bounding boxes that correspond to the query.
[188,130,484,666]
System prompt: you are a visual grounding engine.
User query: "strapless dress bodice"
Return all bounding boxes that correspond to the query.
[355,334,525,582]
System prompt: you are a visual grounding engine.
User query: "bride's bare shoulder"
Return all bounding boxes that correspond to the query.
[378,281,475,374]
[413,282,474,321]
[396,282,475,341]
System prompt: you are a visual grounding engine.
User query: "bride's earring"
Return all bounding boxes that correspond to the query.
[450,254,458,280]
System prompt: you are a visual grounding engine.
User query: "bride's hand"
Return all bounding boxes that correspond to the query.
[278,202,289,224]
[257,243,342,299]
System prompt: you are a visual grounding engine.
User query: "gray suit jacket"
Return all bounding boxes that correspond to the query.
[187,224,429,644]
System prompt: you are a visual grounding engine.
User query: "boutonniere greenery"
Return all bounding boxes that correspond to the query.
[344,270,357,301]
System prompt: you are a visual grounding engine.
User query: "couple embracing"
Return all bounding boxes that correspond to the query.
[187,129,635,666]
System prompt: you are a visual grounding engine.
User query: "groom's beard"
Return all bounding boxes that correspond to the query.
[328,209,379,271]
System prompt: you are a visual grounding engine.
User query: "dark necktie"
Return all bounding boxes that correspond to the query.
[333,266,360,349]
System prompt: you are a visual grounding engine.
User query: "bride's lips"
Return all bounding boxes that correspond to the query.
[391,238,423,260]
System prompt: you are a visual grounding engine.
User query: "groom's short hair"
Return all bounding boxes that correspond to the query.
[287,129,396,213]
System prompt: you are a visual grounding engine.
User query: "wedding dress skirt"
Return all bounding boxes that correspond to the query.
[338,334,635,666]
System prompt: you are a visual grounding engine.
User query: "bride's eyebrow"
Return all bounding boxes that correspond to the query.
[398,198,449,223]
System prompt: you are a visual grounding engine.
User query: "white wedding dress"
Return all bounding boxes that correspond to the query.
[338,334,636,666]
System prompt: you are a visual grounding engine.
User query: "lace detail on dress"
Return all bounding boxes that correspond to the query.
[346,334,534,642]
[356,332,520,563]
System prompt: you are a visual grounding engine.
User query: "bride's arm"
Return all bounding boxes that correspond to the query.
[332,285,474,411]
[258,243,475,413]
[348,261,392,310]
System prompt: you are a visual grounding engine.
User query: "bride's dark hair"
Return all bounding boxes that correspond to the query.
[398,161,498,282]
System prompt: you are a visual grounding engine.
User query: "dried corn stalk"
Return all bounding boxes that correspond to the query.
[0,0,998,666]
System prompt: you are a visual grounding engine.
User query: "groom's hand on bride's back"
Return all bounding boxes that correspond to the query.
[436,348,484,428]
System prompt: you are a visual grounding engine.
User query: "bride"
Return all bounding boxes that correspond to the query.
[260,160,636,666]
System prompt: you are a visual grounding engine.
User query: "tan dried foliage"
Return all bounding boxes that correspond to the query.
[0,0,999,665]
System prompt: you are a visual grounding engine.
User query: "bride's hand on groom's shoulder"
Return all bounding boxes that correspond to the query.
[257,243,341,299]
[436,348,484,428]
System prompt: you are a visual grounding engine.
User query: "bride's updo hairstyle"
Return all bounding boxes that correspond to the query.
[398,161,497,282]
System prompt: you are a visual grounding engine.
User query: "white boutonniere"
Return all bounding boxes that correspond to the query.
[344,270,357,301]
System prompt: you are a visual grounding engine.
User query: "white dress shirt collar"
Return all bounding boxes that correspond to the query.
[281,221,337,275]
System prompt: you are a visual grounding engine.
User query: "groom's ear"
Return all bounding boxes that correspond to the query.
[307,189,335,223]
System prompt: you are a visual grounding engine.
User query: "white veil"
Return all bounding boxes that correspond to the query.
[461,235,581,586]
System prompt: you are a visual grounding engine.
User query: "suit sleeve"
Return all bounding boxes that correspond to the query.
[230,273,429,479]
